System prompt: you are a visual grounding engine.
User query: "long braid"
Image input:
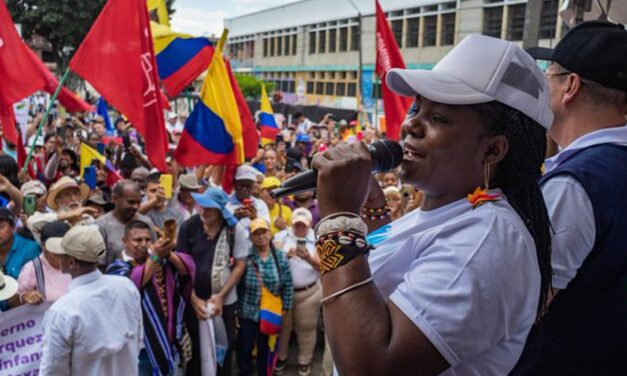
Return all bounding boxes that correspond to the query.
[473,101,552,318]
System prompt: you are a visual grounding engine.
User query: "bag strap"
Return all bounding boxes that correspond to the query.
[33,257,46,301]
[226,225,235,258]
[250,248,282,291]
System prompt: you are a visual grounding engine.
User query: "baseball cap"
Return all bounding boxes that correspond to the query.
[250,218,270,234]
[20,180,47,197]
[261,177,281,190]
[191,188,237,226]
[0,208,15,226]
[386,34,553,129]
[47,225,107,263]
[527,20,627,93]
[292,207,312,226]
[235,165,262,182]
[40,221,71,245]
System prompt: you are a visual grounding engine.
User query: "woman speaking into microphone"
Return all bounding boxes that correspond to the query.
[311,34,552,375]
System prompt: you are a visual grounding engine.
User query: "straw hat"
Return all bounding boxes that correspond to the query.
[47,176,90,210]
[0,271,18,301]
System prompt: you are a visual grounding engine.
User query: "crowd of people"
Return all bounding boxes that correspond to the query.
[0,75,420,376]
[0,18,625,376]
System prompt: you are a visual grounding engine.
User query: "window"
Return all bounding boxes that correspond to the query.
[281,81,289,92]
[338,71,346,79]
[507,4,526,41]
[423,16,437,47]
[339,27,348,51]
[483,7,503,38]
[276,36,282,56]
[307,81,315,93]
[350,25,360,51]
[319,30,326,53]
[291,35,297,55]
[392,20,403,47]
[263,38,269,57]
[316,82,324,94]
[309,31,316,54]
[406,18,419,47]
[269,37,275,56]
[329,28,337,53]
[347,82,357,97]
[336,82,346,96]
[284,35,290,55]
[441,13,456,45]
[540,0,558,39]
[325,82,335,95]
[288,81,295,93]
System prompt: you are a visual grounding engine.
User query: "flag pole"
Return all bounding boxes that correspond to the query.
[22,67,71,174]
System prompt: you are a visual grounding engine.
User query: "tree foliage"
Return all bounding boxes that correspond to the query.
[7,0,176,74]
[234,74,276,99]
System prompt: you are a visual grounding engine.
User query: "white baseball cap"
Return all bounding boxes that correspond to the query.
[292,207,313,226]
[235,165,263,182]
[386,34,553,129]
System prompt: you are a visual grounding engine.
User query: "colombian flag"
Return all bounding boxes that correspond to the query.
[80,143,122,186]
[174,29,244,168]
[151,21,215,97]
[259,84,280,146]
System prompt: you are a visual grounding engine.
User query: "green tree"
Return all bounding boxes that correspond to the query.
[234,74,275,99]
[7,0,176,77]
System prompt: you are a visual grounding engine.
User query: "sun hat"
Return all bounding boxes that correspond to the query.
[292,207,312,226]
[250,218,270,234]
[46,176,91,210]
[191,187,237,226]
[0,271,18,301]
[386,34,553,129]
[46,225,106,263]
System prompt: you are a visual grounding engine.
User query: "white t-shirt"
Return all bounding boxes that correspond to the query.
[274,228,319,288]
[368,193,540,375]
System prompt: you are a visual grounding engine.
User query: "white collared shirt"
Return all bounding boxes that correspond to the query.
[274,228,319,288]
[543,125,627,289]
[40,270,142,376]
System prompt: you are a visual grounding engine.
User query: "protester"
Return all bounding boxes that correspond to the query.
[0,269,18,305]
[97,180,154,265]
[236,218,293,376]
[380,171,399,188]
[177,187,248,376]
[16,221,71,306]
[274,208,320,376]
[131,167,150,192]
[286,191,320,227]
[513,21,627,374]
[260,176,292,235]
[311,34,553,374]
[107,220,195,376]
[263,148,281,177]
[27,176,95,243]
[175,173,202,221]
[226,165,270,234]
[384,186,405,221]
[40,225,142,375]
[140,173,186,231]
[85,192,109,219]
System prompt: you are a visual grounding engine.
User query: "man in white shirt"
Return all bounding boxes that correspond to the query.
[514,21,627,373]
[39,225,142,376]
[226,165,271,238]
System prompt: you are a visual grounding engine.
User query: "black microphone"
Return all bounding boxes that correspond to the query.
[271,140,403,199]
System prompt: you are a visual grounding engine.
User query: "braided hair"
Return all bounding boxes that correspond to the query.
[472,101,552,319]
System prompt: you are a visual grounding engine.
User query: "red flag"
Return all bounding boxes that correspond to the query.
[0,0,46,144]
[69,0,168,171]
[225,58,258,159]
[375,0,412,141]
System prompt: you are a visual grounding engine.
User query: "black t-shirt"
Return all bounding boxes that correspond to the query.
[177,215,224,300]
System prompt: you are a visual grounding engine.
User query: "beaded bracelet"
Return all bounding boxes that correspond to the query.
[316,231,371,274]
[316,214,368,238]
[361,204,391,221]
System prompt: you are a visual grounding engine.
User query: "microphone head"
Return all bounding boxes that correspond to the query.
[369,140,403,173]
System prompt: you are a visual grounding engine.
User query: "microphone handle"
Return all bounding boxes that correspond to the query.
[270,170,318,199]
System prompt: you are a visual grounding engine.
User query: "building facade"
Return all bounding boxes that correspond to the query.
[224,0,564,116]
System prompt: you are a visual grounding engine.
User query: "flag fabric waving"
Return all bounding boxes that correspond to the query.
[225,58,258,159]
[0,0,46,144]
[96,97,114,134]
[80,143,122,186]
[259,84,280,146]
[147,0,169,26]
[375,0,412,141]
[152,22,215,97]
[174,30,244,170]
[70,0,168,171]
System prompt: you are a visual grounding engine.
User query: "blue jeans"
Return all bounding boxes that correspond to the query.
[236,318,269,376]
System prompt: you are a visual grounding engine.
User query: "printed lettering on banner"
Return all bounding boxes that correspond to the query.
[0,303,51,375]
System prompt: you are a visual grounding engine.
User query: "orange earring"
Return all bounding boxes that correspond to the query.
[467,163,501,209]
